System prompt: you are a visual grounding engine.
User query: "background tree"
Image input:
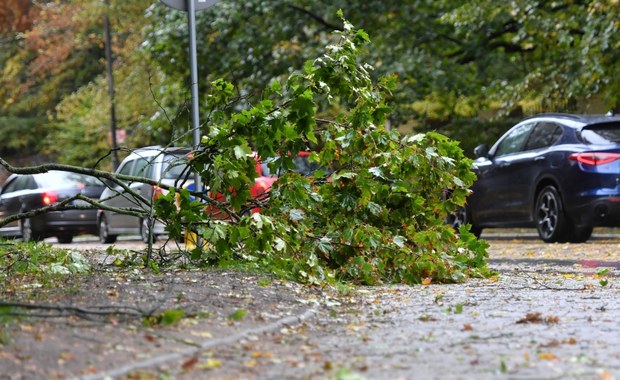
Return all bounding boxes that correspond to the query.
[3,1,620,169]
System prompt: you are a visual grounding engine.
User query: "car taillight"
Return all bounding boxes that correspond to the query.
[568,152,620,166]
[153,185,164,199]
[42,191,59,205]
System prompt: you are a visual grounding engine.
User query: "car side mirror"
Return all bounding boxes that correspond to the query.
[474,144,489,159]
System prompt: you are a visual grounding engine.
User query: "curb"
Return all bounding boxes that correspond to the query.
[74,308,316,380]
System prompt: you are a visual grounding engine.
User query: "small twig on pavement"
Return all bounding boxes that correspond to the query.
[0,301,154,321]
[507,270,586,291]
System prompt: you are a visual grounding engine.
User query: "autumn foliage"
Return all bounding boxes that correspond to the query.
[0,0,33,33]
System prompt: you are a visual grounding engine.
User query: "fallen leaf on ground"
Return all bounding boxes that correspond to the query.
[517,312,542,323]
[244,359,258,367]
[516,312,559,324]
[538,352,559,361]
[190,331,213,338]
[182,356,198,371]
[418,315,437,322]
[251,351,274,359]
[197,359,222,369]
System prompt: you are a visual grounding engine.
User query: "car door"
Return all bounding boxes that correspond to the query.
[106,159,145,231]
[470,122,536,224]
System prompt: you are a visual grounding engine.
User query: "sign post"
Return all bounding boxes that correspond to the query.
[160,0,220,195]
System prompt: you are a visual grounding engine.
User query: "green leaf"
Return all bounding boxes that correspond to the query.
[289,209,305,221]
[454,303,464,314]
[367,202,382,215]
[316,237,333,254]
[161,309,185,325]
[392,235,405,248]
[228,309,248,321]
[234,145,249,159]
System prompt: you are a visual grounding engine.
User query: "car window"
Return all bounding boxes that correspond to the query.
[118,160,134,177]
[131,158,150,177]
[494,123,535,157]
[162,154,192,180]
[579,122,620,144]
[523,122,563,151]
[35,172,103,188]
[1,178,16,194]
[2,177,20,194]
[1,175,37,195]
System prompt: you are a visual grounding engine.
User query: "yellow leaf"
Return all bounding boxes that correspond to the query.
[244,360,258,367]
[190,331,213,338]
[58,352,75,361]
[422,277,432,285]
[197,359,222,369]
[600,370,614,380]
[251,351,274,359]
[538,352,558,360]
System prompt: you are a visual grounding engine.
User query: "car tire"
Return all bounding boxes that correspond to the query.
[21,218,42,242]
[568,225,593,243]
[98,215,117,244]
[535,186,569,243]
[56,234,74,244]
[446,206,482,238]
[140,218,157,244]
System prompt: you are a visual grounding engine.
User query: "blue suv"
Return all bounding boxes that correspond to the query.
[455,113,620,243]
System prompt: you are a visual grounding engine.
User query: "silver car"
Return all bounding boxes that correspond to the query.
[97,146,193,243]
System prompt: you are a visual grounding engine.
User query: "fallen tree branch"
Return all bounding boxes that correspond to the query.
[0,300,159,321]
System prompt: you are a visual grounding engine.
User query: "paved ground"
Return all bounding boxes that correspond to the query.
[1,231,619,379]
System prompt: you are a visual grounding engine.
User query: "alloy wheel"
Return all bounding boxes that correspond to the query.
[537,191,558,239]
[535,186,568,243]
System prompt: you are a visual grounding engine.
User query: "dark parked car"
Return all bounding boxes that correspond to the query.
[455,113,620,243]
[0,171,105,243]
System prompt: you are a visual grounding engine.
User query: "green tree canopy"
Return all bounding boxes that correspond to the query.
[2,1,620,165]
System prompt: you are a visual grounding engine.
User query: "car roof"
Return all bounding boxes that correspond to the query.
[125,146,192,160]
[523,113,620,127]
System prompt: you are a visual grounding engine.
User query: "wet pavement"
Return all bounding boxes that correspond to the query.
[112,235,620,380]
[7,232,620,379]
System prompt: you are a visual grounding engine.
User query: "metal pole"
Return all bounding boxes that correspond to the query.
[188,0,202,194]
[104,0,119,170]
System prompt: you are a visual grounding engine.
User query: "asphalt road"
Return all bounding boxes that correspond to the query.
[5,230,620,379]
[45,229,620,380]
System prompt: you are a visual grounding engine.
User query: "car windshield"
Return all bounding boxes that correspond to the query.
[161,154,193,180]
[579,122,620,144]
[35,171,103,188]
